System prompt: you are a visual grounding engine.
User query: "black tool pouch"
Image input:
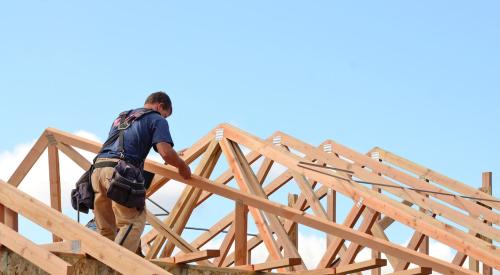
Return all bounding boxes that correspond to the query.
[71,166,95,213]
[107,160,146,209]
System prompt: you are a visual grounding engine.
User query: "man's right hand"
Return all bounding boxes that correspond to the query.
[179,163,191,180]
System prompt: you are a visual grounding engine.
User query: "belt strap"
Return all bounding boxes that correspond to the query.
[94,161,118,169]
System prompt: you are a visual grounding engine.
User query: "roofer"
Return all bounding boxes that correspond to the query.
[91,91,191,252]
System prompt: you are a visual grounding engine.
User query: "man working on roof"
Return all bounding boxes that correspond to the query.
[91,91,191,252]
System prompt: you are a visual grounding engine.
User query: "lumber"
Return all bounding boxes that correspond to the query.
[0,180,171,275]
[0,222,74,275]
[155,249,220,264]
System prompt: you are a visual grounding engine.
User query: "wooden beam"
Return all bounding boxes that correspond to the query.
[154,250,220,264]
[327,188,336,247]
[0,222,74,275]
[480,171,493,275]
[40,240,85,256]
[236,258,302,271]
[48,144,63,242]
[387,267,433,275]
[234,201,248,266]
[298,259,387,275]
[0,181,169,274]
[288,193,299,249]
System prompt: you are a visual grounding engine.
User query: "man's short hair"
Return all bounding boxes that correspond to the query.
[145,91,172,111]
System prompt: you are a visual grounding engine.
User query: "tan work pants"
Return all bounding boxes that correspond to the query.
[91,158,146,252]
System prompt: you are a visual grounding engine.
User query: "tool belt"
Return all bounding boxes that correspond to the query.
[106,159,146,209]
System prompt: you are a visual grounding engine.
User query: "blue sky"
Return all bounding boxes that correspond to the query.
[0,0,499,267]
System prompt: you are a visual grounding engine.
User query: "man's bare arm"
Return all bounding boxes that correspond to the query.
[156,142,191,179]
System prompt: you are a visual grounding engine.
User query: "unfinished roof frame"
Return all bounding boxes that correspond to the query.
[0,124,497,274]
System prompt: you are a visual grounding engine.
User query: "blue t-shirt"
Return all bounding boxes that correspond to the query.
[97,108,174,166]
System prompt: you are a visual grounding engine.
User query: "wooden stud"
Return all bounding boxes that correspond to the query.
[387,267,433,275]
[234,201,248,266]
[480,172,493,275]
[327,188,336,247]
[48,145,63,242]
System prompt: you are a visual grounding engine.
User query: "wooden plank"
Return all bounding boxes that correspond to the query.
[40,240,85,256]
[48,145,63,242]
[234,201,248,266]
[142,147,486,274]
[387,267,433,275]
[236,258,302,271]
[0,222,74,275]
[297,259,387,275]
[370,147,500,210]
[481,171,493,275]
[0,181,169,275]
[371,182,382,275]
[327,188,336,247]
[155,250,220,264]
[288,194,298,249]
